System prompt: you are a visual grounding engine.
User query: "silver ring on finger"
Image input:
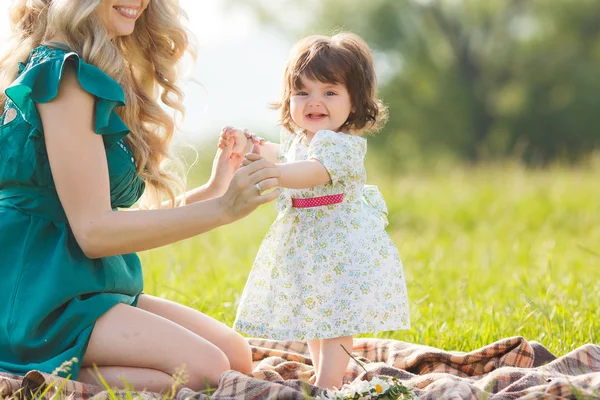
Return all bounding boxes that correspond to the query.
[255,183,263,195]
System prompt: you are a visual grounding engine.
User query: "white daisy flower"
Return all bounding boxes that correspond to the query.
[369,376,391,394]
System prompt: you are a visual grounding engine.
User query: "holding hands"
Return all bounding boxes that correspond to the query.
[218,126,265,156]
[217,126,273,193]
[214,126,280,222]
[208,126,264,195]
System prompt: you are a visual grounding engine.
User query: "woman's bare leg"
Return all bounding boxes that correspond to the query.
[79,367,175,394]
[81,303,230,392]
[136,294,253,374]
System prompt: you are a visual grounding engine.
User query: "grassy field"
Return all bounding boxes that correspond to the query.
[139,159,600,357]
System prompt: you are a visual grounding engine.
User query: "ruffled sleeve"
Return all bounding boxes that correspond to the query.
[5,51,129,144]
[307,130,366,185]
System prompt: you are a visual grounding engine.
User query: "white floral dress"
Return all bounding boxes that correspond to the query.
[233,129,410,340]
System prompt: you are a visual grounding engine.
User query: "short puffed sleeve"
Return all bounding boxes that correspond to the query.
[307,130,366,185]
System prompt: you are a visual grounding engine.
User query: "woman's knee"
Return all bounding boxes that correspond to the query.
[222,331,252,374]
[182,341,231,390]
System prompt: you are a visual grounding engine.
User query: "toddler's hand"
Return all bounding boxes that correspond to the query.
[245,131,265,150]
[241,150,263,167]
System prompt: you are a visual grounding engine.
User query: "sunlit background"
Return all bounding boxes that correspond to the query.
[0,0,598,359]
[3,0,599,166]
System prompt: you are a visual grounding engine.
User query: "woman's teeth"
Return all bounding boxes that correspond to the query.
[115,7,138,18]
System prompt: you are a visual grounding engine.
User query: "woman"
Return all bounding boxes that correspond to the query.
[0,0,280,393]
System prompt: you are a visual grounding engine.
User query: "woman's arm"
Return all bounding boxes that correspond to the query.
[158,128,278,207]
[38,66,280,259]
[173,147,243,205]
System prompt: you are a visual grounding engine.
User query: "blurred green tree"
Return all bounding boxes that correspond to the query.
[228,0,600,164]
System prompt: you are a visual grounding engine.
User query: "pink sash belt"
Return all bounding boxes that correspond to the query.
[291,194,344,208]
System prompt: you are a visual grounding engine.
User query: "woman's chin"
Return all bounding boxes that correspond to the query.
[110,24,136,38]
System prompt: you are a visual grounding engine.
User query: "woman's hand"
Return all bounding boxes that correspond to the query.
[207,128,243,196]
[218,155,280,223]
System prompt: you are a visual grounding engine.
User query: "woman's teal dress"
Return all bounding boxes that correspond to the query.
[0,44,146,379]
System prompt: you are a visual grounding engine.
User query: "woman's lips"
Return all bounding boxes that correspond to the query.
[114,6,139,19]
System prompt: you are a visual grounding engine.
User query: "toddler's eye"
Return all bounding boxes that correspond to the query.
[325,91,336,96]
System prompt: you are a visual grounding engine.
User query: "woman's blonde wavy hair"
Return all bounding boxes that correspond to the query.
[0,0,196,208]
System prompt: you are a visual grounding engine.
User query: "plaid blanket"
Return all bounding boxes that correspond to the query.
[1,336,598,399]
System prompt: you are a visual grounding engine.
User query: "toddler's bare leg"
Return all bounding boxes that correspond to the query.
[307,340,321,377]
[314,336,353,389]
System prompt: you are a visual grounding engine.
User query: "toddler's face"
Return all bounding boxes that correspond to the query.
[289,76,352,136]
[97,0,150,38]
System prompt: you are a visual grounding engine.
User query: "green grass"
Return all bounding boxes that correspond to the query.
[140,159,600,356]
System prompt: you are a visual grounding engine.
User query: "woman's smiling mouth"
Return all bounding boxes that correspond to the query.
[114,6,139,19]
